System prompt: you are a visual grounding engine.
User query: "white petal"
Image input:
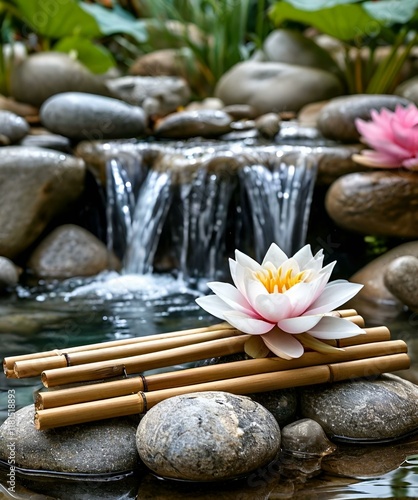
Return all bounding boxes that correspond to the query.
[195,295,233,320]
[235,249,261,272]
[308,316,365,339]
[261,329,304,359]
[223,310,274,334]
[261,243,288,267]
[292,244,314,269]
[283,281,319,316]
[235,260,256,299]
[254,293,292,322]
[244,273,270,310]
[229,258,237,286]
[278,314,322,333]
[207,281,254,315]
[305,280,363,315]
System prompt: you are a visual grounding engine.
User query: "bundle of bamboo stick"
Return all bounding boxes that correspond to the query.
[3,309,410,430]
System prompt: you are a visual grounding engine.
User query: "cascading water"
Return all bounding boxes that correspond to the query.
[106,143,318,281]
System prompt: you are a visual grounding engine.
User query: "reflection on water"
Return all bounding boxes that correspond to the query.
[0,272,418,499]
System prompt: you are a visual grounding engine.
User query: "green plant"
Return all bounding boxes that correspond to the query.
[138,0,272,96]
[269,0,418,94]
[0,0,148,94]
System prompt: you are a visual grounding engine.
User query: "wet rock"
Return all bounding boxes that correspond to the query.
[107,75,191,117]
[0,146,85,258]
[0,256,20,290]
[249,389,297,427]
[10,52,113,107]
[325,170,418,237]
[154,109,233,138]
[300,374,418,442]
[349,241,418,313]
[19,131,72,153]
[316,144,368,185]
[214,61,344,115]
[223,104,257,120]
[384,256,418,312]
[0,405,139,474]
[136,391,281,481]
[186,97,225,112]
[28,224,120,279]
[317,94,411,142]
[129,48,187,77]
[255,112,281,139]
[279,418,336,479]
[41,92,147,141]
[0,110,29,145]
[263,29,341,75]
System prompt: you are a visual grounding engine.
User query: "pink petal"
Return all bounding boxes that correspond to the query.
[305,280,363,315]
[207,281,254,315]
[352,152,402,168]
[308,316,365,339]
[261,329,304,359]
[223,310,274,334]
[391,119,418,153]
[253,292,292,323]
[402,157,418,169]
[278,314,322,334]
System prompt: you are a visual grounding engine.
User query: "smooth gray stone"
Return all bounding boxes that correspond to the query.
[249,389,297,427]
[136,391,281,481]
[0,110,29,145]
[300,374,418,442]
[154,109,232,138]
[0,405,139,474]
[40,92,146,140]
[317,94,411,142]
[0,256,19,290]
[384,255,418,312]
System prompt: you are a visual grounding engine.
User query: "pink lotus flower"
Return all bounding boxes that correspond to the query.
[196,243,364,360]
[353,103,418,169]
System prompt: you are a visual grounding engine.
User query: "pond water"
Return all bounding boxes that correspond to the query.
[0,271,418,499]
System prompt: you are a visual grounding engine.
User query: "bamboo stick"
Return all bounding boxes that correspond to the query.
[14,328,242,379]
[35,339,408,409]
[3,322,232,375]
[4,309,359,376]
[41,335,250,388]
[34,353,410,430]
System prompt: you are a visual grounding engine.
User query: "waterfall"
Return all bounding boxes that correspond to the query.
[106,143,318,280]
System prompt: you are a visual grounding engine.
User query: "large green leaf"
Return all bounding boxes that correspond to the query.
[53,36,115,74]
[363,0,418,24]
[269,1,381,41]
[12,0,101,38]
[276,0,360,10]
[80,3,148,44]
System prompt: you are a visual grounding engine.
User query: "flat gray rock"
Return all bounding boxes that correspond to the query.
[300,374,418,442]
[136,391,281,481]
[0,405,139,474]
[154,109,232,138]
[40,92,146,140]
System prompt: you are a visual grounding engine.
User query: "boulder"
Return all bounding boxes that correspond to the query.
[214,61,344,115]
[0,147,85,258]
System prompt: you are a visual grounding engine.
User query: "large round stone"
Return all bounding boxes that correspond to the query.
[27,224,119,279]
[40,92,146,140]
[325,171,418,238]
[300,374,418,442]
[214,61,344,115]
[317,94,411,142]
[136,391,281,481]
[0,405,139,474]
[384,256,418,312]
[10,52,113,107]
[0,146,85,258]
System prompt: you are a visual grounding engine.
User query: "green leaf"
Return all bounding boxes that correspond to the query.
[269,1,381,41]
[363,0,418,25]
[53,36,115,74]
[80,2,148,44]
[12,0,101,38]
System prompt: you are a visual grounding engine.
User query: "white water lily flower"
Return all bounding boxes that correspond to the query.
[196,243,364,359]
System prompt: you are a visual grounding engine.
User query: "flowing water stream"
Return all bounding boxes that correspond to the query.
[0,140,417,498]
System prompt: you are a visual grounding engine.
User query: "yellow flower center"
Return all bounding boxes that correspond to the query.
[255,266,306,293]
